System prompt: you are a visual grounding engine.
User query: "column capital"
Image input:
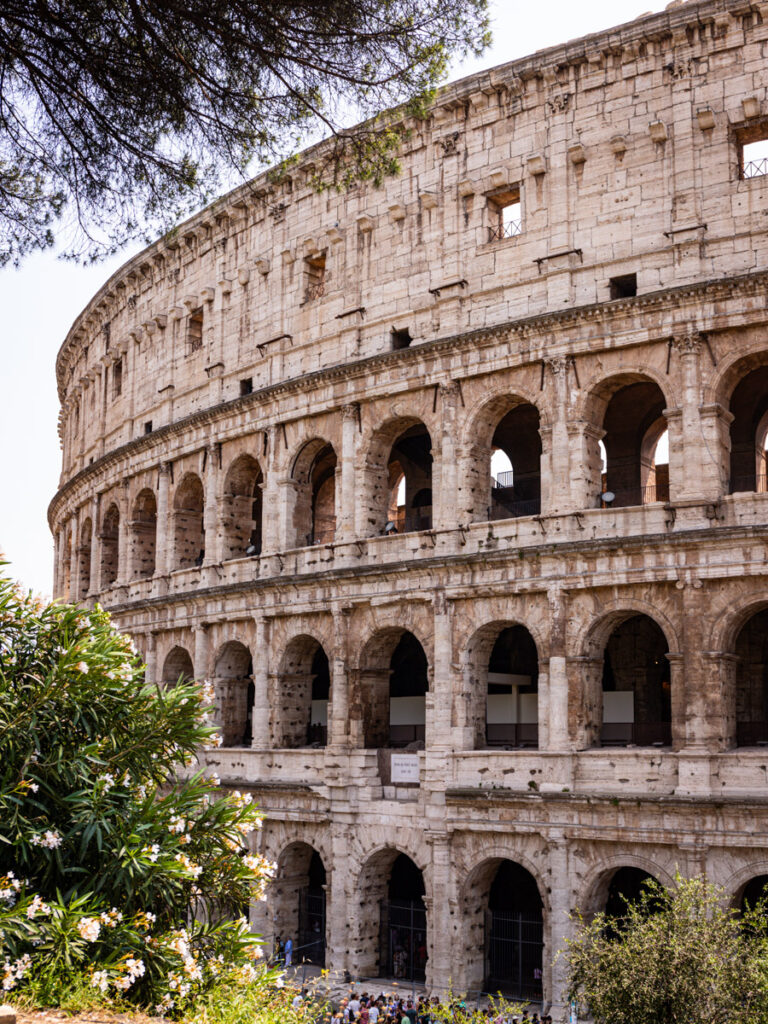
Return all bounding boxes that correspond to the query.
[671,328,703,355]
[340,402,360,421]
[544,354,572,376]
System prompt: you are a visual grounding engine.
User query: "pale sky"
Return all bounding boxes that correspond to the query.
[0,0,664,597]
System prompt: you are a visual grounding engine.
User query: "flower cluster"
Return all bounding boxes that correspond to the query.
[26,894,50,918]
[142,843,160,862]
[2,953,31,992]
[100,907,123,927]
[113,956,145,991]
[174,852,203,879]
[30,828,62,848]
[78,916,102,942]
[0,872,21,905]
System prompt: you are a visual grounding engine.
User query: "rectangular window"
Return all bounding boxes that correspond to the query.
[742,137,768,179]
[112,358,123,399]
[187,307,204,352]
[304,251,327,302]
[144,420,153,435]
[609,273,637,299]
[488,187,522,242]
[240,377,253,396]
[391,327,412,350]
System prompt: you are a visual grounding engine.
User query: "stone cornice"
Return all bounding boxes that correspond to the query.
[48,267,768,527]
[53,0,764,397]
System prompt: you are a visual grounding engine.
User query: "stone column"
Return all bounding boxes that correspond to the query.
[329,608,350,747]
[116,480,130,585]
[544,585,570,752]
[569,421,604,512]
[194,622,210,680]
[426,832,453,996]
[326,822,351,977]
[669,330,721,501]
[251,616,271,750]
[337,404,359,542]
[436,382,461,531]
[430,590,454,750]
[88,495,101,597]
[567,655,602,750]
[155,462,171,576]
[543,357,574,514]
[546,832,571,1014]
[68,509,79,601]
[144,631,158,687]
[203,444,220,567]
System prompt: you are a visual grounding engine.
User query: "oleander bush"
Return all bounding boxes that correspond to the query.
[0,566,293,1017]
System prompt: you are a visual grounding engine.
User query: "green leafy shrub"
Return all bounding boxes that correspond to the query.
[0,568,277,1015]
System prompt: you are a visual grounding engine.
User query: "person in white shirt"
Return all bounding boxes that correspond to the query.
[368,1003,380,1023]
[348,995,361,1016]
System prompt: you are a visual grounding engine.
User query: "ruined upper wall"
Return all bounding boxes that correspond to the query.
[56,0,768,477]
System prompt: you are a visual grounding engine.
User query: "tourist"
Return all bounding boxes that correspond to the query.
[284,935,293,966]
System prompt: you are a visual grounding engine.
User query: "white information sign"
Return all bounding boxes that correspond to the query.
[391,753,420,784]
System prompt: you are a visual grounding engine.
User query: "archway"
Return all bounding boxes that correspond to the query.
[76,517,92,601]
[739,875,768,910]
[214,641,253,747]
[162,646,194,688]
[272,843,327,967]
[222,455,263,559]
[604,867,657,917]
[728,365,768,493]
[274,636,330,748]
[100,504,120,588]
[489,404,542,521]
[593,378,668,507]
[291,440,337,547]
[600,615,671,747]
[360,629,429,749]
[734,609,768,746]
[173,473,205,569]
[130,489,157,578]
[386,424,433,534]
[485,626,539,749]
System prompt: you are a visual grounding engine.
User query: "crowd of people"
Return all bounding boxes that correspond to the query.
[290,990,554,1024]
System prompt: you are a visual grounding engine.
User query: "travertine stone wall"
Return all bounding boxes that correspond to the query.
[50,0,768,1011]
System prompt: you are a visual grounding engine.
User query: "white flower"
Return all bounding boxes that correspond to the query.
[91,970,109,993]
[77,916,101,942]
[74,661,89,674]
[142,843,160,862]
[26,894,50,918]
[98,773,116,792]
[30,828,62,849]
[175,853,202,878]
[28,782,39,793]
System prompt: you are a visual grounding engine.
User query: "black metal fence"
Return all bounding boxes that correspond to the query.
[381,899,427,982]
[298,887,326,966]
[600,721,672,746]
[485,910,543,1001]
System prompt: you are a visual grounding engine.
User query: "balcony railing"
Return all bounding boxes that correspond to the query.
[490,476,540,519]
[485,724,539,748]
[600,722,672,746]
[743,157,768,179]
[601,482,669,507]
[392,508,433,534]
[488,219,522,242]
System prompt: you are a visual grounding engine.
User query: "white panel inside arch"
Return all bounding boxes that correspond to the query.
[310,699,328,725]
[487,694,538,724]
[603,691,634,723]
[390,696,426,725]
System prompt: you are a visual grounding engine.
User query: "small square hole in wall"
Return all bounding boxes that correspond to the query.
[391,326,412,350]
[240,377,253,396]
[144,421,153,435]
[609,273,637,299]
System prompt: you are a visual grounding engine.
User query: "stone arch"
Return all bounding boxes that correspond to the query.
[464,620,540,750]
[362,416,434,536]
[272,633,330,748]
[76,516,92,601]
[221,453,264,559]
[576,855,672,917]
[459,853,546,1000]
[130,488,157,579]
[718,356,768,493]
[578,607,677,750]
[162,645,194,688]
[462,392,545,524]
[581,371,672,509]
[172,472,205,569]
[723,862,768,909]
[357,627,431,749]
[213,640,253,747]
[100,503,120,588]
[350,844,430,981]
[732,607,768,747]
[270,841,328,967]
[290,437,337,547]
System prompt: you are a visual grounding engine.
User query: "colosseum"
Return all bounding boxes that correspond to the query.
[48,0,768,1010]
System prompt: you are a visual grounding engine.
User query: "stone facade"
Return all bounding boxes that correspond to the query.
[49,0,768,1010]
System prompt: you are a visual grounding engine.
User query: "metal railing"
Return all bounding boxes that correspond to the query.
[490,497,541,520]
[600,722,672,747]
[488,219,522,242]
[392,508,433,534]
[492,470,515,489]
[743,157,768,179]
[485,724,539,748]
[600,482,669,507]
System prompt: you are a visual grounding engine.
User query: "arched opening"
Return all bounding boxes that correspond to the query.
[291,440,337,547]
[100,504,120,588]
[360,629,429,749]
[600,615,671,747]
[272,843,327,968]
[489,404,542,520]
[173,473,205,570]
[739,875,768,911]
[161,646,194,688]
[76,517,92,601]
[130,489,157,579]
[486,861,544,1000]
[274,636,330,748]
[214,641,253,747]
[386,425,433,534]
[734,609,768,746]
[382,854,427,982]
[222,455,263,559]
[604,867,657,917]
[728,365,768,493]
[485,626,539,749]
[597,379,668,507]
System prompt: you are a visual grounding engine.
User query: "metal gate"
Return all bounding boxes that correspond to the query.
[297,887,326,966]
[485,909,543,1000]
[380,899,427,981]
